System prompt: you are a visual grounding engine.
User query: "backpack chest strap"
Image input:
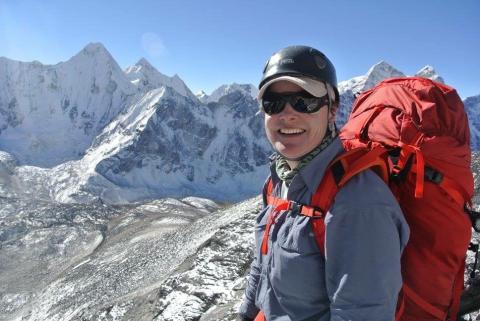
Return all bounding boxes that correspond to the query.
[262,180,327,255]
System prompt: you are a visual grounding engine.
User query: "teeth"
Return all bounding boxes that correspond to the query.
[279,128,305,134]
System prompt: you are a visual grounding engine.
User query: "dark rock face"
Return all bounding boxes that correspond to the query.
[90,86,271,202]
[95,92,218,179]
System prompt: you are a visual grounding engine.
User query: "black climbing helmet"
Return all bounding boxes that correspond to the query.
[259,45,339,102]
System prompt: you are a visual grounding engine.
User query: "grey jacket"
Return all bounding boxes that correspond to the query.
[239,138,410,321]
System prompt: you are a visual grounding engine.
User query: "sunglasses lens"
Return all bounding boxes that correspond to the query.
[292,97,324,113]
[261,92,329,115]
[262,95,285,115]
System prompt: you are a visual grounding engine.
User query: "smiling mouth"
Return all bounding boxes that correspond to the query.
[278,128,306,135]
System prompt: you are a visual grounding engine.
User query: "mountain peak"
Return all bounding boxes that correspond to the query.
[196,90,208,103]
[82,42,109,55]
[72,42,118,66]
[136,57,155,69]
[366,61,403,78]
[125,60,196,100]
[362,61,405,91]
[207,83,258,103]
[415,65,444,83]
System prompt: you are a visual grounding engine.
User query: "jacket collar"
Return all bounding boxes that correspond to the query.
[270,137,344,199]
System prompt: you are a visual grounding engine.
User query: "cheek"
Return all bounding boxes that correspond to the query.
[264,116,276,140]
[307,112,329,142]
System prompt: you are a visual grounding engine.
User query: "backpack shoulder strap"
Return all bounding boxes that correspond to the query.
[262,147,389,256]
[308,146,390,254]
[311,146,390,212]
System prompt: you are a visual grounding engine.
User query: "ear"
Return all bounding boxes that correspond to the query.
[328,103,338,123]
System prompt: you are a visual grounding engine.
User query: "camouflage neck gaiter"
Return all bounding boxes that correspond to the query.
[275,129,337,187]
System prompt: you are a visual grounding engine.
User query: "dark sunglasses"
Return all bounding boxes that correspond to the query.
[261,90,329,115]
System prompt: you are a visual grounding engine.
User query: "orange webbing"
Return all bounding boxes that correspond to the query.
[338,146,389,186]
[410,165,470,206]
[299,206,324,217]
[312,147,389,210]
[254,311,266,321]
[261,198,288,255]
[310,148,366,210]
[310,218,327,256]
[311,169,338,211]
[262,178,289,255]
[308,147,390,256]
[396,134,426,198]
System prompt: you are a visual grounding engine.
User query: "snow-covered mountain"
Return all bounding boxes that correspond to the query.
[0,43,136,167]
[1,43,478,204]
[205,83,259,103]
[0,193,225,321]
[125,58,198,102]
[465,94,480,149]
[0,44,271,203]
[1,43,479,321]
[72,85,270,203]
[1,192,479,321]
[196,90,208,103]
[335,61,449,127]
[0,87,271,204]
[336,61,405,127]
[338,61,405,95]
[415,65,445,84]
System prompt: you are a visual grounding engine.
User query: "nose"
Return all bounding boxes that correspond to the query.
[278,103,298,121]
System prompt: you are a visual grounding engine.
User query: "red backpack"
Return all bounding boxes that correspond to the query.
[261,77,474,321]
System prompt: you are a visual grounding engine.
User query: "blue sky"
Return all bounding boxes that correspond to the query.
[1,0,479,98]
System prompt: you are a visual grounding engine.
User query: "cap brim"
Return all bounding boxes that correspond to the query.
[257,76,328,100]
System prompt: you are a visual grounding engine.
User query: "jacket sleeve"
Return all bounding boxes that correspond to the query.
[238,249,261,319]
[239,203,271,319]
[324,201,409,321]
[239,175,274,319]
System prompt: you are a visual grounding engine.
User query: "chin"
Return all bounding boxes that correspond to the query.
[276,147,306,160]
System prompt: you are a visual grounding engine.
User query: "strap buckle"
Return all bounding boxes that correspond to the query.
[287,200,302,213]
[288,201,325,218]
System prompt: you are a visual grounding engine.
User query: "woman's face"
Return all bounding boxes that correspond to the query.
[264,80,330,160]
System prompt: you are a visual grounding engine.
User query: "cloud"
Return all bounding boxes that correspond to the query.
[141,32,167,58]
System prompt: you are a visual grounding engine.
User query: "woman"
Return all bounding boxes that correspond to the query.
[238,45,409,321]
